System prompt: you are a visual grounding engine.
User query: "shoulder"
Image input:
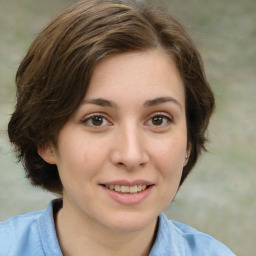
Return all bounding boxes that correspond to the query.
[171,220,235,255]
[0,210,44,255]
[150,213,236,256]
[0,208,43,229]
[0,200,62,256]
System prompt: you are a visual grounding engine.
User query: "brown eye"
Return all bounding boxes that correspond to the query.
[146,114,172,127]
[82,115,110,128]
[91,116,104,126]
[152,116,164,126]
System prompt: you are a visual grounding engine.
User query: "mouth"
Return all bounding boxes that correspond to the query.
[100,181,154,205]
[101,184,150,194]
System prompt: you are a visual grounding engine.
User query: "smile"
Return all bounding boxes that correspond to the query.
[100,181,154,205]
[104,184,148,193]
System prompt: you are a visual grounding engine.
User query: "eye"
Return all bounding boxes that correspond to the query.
[82,114,111,128]
[146,114,172,127]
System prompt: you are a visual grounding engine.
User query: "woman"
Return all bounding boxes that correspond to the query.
[0,0,235,255]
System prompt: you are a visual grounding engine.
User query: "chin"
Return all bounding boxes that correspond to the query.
[105,211,158,233]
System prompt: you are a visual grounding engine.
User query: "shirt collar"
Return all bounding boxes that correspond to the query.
[38,200,63,256]
[39,200,184,256]
[149,212,188,256]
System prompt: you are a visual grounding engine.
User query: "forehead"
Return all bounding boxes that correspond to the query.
[85,49,185,107]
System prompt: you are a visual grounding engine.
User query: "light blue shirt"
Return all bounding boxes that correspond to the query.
[0,200,236,256]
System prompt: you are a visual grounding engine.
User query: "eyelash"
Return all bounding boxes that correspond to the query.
[145,113,173,127]
[81,114,112,128]
[81,112,173,128]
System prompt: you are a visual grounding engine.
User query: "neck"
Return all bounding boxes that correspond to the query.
[55,199,158,256]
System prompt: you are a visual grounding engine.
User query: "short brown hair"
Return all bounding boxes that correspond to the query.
[8,0,215,194]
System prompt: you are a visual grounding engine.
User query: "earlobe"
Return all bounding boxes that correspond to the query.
[183,145,191,167]
[183,153,189,166]
[37,143,57,164]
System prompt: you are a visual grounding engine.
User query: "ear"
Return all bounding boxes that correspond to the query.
[38,142,57,165]
[183,144,191,167]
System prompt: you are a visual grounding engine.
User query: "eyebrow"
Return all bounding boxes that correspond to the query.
[143,96,183,110]
[82,96,182,110]
[82,98,118,108]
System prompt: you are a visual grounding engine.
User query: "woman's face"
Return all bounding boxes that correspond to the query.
[42,49,189,232]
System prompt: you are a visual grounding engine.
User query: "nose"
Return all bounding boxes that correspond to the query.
[110,123,149,170]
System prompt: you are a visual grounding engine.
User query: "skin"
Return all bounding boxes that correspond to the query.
[39,49,190,256]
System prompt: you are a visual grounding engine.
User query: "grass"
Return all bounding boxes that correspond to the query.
[1,0,256,255]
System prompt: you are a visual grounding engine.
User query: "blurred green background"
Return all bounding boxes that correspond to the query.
[0,0,255,255]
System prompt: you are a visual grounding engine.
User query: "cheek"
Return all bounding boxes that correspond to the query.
[150,138,186,210]
[151,135,187,173]
[57,135,109,180]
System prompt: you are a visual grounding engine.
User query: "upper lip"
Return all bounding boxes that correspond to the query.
[101,180,154,186]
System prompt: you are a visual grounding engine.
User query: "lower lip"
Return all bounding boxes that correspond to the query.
[101,185,154,205]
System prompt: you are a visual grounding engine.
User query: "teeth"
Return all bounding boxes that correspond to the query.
[115,185,121,192]
[121,185,129,193]
[105,184,148,193]
[129,185,137,193]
